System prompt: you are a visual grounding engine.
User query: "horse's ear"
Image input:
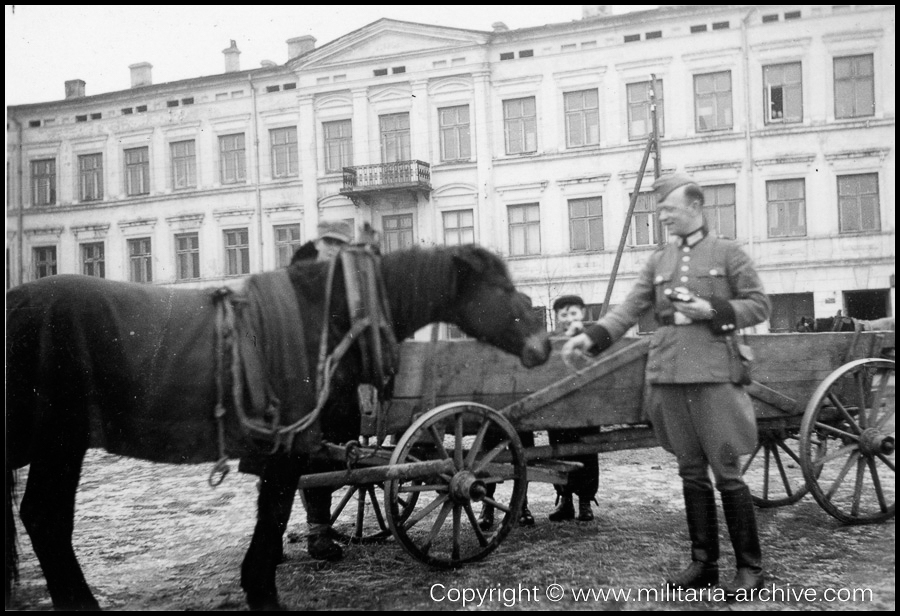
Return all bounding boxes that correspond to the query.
[358,223,382,250]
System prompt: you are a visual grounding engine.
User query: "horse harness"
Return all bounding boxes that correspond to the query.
[208,245,399,485]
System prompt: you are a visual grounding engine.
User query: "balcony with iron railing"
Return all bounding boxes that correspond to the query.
[340,160,431,204]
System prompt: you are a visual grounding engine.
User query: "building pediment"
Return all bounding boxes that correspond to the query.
[294,20,488,70]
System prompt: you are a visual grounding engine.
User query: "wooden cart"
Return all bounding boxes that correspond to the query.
[297,329,895,568]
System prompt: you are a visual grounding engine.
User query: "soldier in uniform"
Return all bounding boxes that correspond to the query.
[239,219,353,562]
[548,295,599,523]
[562,173,770,597]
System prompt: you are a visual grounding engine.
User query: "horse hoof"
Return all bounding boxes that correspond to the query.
[246,594,285,611]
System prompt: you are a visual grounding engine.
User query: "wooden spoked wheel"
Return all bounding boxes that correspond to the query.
[743,426,811,508]
[328,482,419,544]
[800,358,895,524]
[385,402,527,568]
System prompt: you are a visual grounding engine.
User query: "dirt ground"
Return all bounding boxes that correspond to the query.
[8,445,895,611]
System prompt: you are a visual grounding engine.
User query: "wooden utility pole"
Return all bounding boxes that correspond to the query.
[601,76,662,316]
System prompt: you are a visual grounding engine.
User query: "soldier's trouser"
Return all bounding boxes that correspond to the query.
[548,428,599,500]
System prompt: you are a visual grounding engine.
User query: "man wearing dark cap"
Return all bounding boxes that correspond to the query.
[547,295,599,523]
[562,172,771,597]
[241,218,353,562]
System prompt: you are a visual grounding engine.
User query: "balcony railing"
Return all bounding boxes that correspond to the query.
[341,160,431,194]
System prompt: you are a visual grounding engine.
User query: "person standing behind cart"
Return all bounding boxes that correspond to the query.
[547,295,599,523]
[239,219,353,563]
[562,173,771,598]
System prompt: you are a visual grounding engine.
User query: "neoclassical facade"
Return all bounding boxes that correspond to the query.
[7,5,895,333]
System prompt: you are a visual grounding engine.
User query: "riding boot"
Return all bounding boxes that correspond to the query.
[519,497,535,527]
[720,486,763,598]
[576,497,594,522]
[478,503,495,530]
[307,530,343,562]
[665,485,719,590]
[548,494,575,522]
[305,487,343,562]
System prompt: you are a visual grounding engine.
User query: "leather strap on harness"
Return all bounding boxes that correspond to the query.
[208,244,399,485]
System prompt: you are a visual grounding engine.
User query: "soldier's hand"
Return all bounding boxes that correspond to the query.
[565,321,585,336]
[673,296,715,321]
[561,333,595,371]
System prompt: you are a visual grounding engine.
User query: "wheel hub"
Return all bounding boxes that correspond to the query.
[858,428,895,456]
[448,471,486,504]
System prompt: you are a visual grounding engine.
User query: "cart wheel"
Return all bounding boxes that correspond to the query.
[799,358,895,524]
[385,402,527,568]
[328,482,419,544]
[743,427,811,507]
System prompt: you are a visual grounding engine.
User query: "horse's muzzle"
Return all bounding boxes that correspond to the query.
[521,332,552,368]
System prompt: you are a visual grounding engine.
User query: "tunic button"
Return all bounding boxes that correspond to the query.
[680,276,688,282]
[682,256,691,262]
[710,269,719,276]
[682,247,690,253]
[681,265,689,272]
[655,275,663,283]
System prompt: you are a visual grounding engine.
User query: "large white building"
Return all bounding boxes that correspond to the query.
[6,5,895,333]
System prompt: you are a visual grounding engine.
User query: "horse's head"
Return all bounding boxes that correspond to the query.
[446,246,551,368]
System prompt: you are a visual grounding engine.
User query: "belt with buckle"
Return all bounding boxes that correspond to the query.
[657,314,694,326]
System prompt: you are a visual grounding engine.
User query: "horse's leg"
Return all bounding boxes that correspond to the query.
[241,453,303,611]
[19,446,98,610]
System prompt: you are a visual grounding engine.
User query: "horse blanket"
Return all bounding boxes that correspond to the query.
[6,271,317,466]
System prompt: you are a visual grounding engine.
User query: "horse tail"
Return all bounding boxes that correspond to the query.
[5,466,18,608]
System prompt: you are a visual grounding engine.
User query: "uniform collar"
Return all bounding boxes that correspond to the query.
[677,226,708,249]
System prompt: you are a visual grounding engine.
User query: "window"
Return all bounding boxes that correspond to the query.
[503,97,537,154]
[274,224,303,267]
[170,140,197,189]
[768,293,813,333]
[380,113,410,163]
[373,68,388,76]
[764,63,803,123]
[762,14,779,23]
[766,179,806,238]
[645,31,662,40]
[81,242,105,278]
[518,50,533,58]
[838,173,880,233]
[224,229,250,276]
[702,184,736,239]
[324,120,353,172]
[219,134,246,184]
[569,197,603,251]
[78,153,103,201]
[442,210,474,245]
[690,24,708,33]
[383,214,414,253]
[283,83,297,90]
[31,159,56,206]
[265,85,280,93]
[122,108,134,114]
[439,105,471,162]
[270,127,298,178]
[627,80,665,140]
[712,21,730,30]
[564,89,600,148]
[182,97,195,105]
[834,55,874,119]
[500,52,514,61]
[128,238,152,283]
[508,203,541,256]
[784,10,801,20]
[29,120,41,128]
[175,233,201,280]
[33,247,57,279]
[166,100,179,107]
[694,71,733,131]
[624,34,641,43]
[76,115,88,123]
[630,192,662,246]
[124,146,150,196]
[392,66,406,74]
[136,105,148,113]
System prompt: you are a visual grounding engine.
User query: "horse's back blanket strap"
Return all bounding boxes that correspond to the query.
[238,270,321,453]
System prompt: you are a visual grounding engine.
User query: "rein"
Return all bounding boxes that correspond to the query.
[208,245,398,486]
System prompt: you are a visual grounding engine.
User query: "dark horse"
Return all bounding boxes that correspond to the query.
[5,244,551,611]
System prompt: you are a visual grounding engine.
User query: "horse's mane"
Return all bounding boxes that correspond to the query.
[380,244,511,339]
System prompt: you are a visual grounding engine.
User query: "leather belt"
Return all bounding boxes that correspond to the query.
[657,314,695,326]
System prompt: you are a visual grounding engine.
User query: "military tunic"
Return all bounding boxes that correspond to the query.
[584,229,770,482]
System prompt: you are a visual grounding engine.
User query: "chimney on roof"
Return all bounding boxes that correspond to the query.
[129,62,153,88]
[65,79,86,99]
[582,5,613,19]
[492,22,509,32]
[260,60,277,68]
[223,40,241,73]
[287,35,316,59]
